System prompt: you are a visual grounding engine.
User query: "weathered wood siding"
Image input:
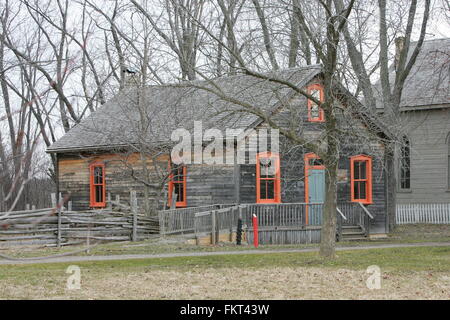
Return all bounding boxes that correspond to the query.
[58,152,167,211]
[237,78,387,233]
[239,142,386,233]
[58,152,238,211]
[185,163,237,207]
[57,76,388,233]
[397,108,450,203]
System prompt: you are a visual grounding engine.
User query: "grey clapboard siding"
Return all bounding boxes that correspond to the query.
[397,108,450,204]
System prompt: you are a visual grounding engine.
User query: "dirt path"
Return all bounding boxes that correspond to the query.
[1,241,449,265]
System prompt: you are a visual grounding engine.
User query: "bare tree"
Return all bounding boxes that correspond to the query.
[130,0,205,81]
[335,0,432,230]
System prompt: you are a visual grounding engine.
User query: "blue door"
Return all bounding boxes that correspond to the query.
[308,169,325,225]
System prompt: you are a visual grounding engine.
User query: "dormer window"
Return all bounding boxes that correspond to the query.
[307,84,325,122]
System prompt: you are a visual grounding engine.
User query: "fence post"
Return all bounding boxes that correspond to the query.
[336,213,342,242]
[211,210,216,245]
[236,206,243,245]
[57,204,62,248]
[252,214,259,248]
[86,223,91,254]
[159,211,166,237]
[107,193,112,210]
[51,193,56,208]
[229,207,234,242]
[131,191,138,242]
[180,209,184,235]
[194,213,199,245]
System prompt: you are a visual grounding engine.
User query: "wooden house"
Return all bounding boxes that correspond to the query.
[47,65,392,236]
[375,38,450,204]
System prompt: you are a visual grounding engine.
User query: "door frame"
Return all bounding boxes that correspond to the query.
[304,152,325,225]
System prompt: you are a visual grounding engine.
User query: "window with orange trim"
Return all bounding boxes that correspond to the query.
[168,163,187,208]
[350,155,372,204]
[256,152,281,203]
[89,163,106,208]
[307,84,325,122]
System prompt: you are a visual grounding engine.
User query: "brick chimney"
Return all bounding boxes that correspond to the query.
[394,36,405,71]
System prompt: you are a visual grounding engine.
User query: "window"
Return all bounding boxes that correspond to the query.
[399,138,411,190]
[350,155,372,204]
[307,84,325,122]
[256,152,281,203]
[89,163,106,208]
[168,163,187,208]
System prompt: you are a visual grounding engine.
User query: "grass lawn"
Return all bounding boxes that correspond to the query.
[387,224,450,243]
[0,246,450,299]
[1,224,449,260]
[0,224,450,257]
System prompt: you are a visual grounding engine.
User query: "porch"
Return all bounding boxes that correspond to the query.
[158,202,374,245]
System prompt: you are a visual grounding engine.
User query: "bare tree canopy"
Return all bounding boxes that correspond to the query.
[0,0,447,257]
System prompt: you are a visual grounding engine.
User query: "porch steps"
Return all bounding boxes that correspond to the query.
[340,225,368,241]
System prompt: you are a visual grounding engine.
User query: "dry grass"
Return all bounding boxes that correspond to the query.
[1,246,450,300]
[388,224,450,242]
[1,266,449,300]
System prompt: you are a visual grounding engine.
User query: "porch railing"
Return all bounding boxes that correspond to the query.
[336,202,373,239]
[159,202,373,239]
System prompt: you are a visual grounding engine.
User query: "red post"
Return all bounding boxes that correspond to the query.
[252,214,259,248]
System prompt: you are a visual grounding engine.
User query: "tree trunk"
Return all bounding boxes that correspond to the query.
[252,0,279,70]
[288,0,300,67]
[386,148,396,232]
[320,164,337,258]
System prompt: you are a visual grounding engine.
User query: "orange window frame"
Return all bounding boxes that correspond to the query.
[350,155,373,204]
[256,152,281,204]
[89,162,106,208]
[168,163,187,208]
[307,83,325,122]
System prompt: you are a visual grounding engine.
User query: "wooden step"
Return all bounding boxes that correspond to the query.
[341,236,369,241]
[339,225,368,241]
[342,226,362,231]
[340,225,368,241]
[341,231,365,236]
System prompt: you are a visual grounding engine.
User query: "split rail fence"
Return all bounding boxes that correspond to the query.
[0,191,159,247]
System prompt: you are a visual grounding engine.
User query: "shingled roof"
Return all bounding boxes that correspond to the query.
[47,65,322,153]
[375,38,450,110]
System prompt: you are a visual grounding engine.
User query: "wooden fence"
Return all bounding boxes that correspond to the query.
[194,206,241,244]
[158,204,235,236]
[190,202,323,245]
[0,192,159,247]
[244,203,322,245]
[396,203,450,224]
[159,202,371,245]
